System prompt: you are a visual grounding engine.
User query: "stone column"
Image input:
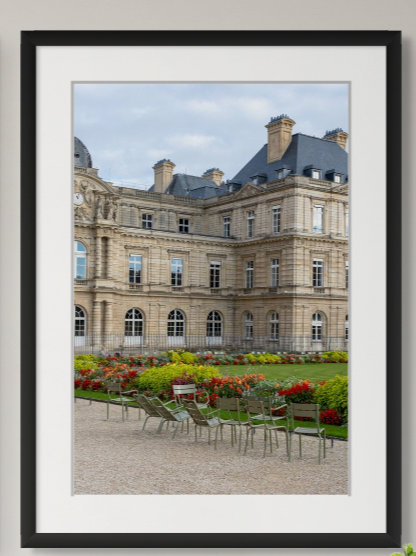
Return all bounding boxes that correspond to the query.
[95,236,102,278]
[104,301,113,336]
[106,237,113,278]
[92,300,102,343]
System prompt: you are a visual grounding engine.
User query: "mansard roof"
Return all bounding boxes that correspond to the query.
[159,174,228,199]
[231,133,348,187]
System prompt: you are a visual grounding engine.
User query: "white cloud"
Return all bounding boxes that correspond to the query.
[147,149,172,160]
[131,107,151,118]
[187,100,221,114]
[168,134,218,148]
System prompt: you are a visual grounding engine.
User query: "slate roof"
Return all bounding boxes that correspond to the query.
[74,137,93,168]
[149,174,227,199]
[231,133,348,187]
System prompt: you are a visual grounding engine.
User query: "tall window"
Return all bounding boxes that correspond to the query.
[125,308,144,336]
[313,205,324,233]
[245,261,254,289]
[272,205,281,233]
[247,211,255,238]
[167,309,185,337]
[74,306,86,336]
[179,218,190,233]
[207,311,222,337]
[334,174,341,183]
[129,255,142,284]
[171,258,183,286]
[312,312,323,341]
[142,213,153,229]
[313,259,324,287]
[210,261,221,288]
[271,259,279,287]
[345,208,349,237]
[346,261,349,289]
[269,312,279,340]
[223,216,230,238]
[74,241,87,279]
[244,312,253,339]
[312,169,321,179]
[345,315,349,341]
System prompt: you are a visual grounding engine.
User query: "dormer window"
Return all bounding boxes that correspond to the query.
[304,165,322,180]
[325,169,343,183]
[250,173,267,185]
[276,166,291,180]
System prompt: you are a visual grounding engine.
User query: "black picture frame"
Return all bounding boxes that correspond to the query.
[21,30,402,549]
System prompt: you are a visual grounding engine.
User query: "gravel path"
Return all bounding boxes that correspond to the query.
[74,399,348,495]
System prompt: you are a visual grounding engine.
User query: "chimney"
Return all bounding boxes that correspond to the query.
[153,159,176,193]
[323,128,348,150]
[265,114,296,163]
[202,167,224,186]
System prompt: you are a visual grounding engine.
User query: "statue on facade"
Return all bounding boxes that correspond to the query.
[105,198,118,221]
[74,206,88,221]
[79,180,95,207]
[96,196,104,219]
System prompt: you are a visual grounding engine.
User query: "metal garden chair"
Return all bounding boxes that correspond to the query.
[133,393,166,430]
[216,397,250,452]
[150,397,191,437]
[172,383,209,410]
[289,403,326,464]
[106,383,138,422]
[244,398,289,459]
[181,399,231,449]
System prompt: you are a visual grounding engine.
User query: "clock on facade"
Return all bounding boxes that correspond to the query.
[74,192,84,206]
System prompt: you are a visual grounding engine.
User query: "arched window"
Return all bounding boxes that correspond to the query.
[74,241,87,279]
[269,312,279,340]
[312,312,323,341]
[207,311,222,338]
[345,315,349,341]
[244,312,253,339]
[74,305,86,337]
[167,310,185,337]
[125,308,144,337]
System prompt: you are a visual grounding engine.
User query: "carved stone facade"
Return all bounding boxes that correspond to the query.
[74,166,349,354]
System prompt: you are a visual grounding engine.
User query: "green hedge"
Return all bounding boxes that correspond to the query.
[135,363,221,394]
[313,375,348,422]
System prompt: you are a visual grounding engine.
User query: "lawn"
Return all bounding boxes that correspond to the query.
[218,362,348,384]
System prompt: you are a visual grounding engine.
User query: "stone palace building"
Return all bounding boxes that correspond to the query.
[74,114,349,354]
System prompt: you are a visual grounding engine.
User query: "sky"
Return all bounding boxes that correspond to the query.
[74,83,349,189]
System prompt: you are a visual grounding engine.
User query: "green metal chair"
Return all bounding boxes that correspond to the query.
[244,398,289,459]
[106,383,138,422]
[133,393,166,430]
[172,383,209,410]
[289,403,326,464]
[150,398,191,437]
[216,397,250,452]
[182,399,231,449]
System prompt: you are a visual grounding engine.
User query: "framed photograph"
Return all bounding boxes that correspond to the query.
[21,31,401,548]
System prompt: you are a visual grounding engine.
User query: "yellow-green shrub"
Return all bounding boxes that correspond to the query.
[136,363,221,394]
[169,351,199,364]
[246,352,281,363]
[74,354,100,371]
[313,375,348,422]
[321,351,348,362]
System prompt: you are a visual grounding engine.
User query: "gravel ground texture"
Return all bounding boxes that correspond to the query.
[74,399,349,495]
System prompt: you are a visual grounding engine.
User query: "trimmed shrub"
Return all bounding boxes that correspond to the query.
[313,375,348,422]
[321,351,348,362]
[74,354,101,372]
[135,363,220,395]
[168,351,199,364]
